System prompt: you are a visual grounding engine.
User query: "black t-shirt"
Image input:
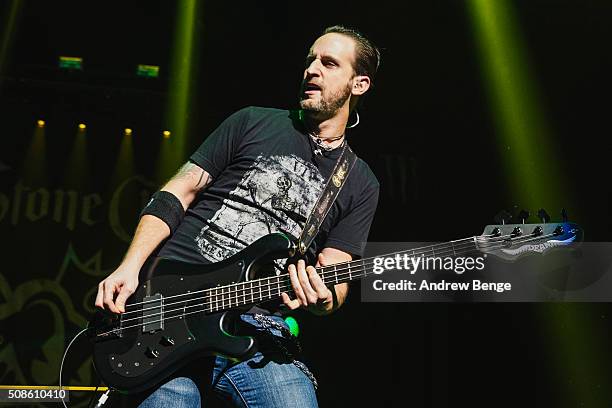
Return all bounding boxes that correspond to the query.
[158,106,379,271]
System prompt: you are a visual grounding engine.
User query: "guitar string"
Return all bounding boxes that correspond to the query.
[111,229,557,326]
[120,235,486,311]
[96,231,561,337]
[118,233,505,314]
[100,239,487,331]
[95,231,563,336]
[116,235,491,318]
[113,230,548,321]
[112,238,484,325]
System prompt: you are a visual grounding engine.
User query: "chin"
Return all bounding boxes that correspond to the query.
[300,98,321,111]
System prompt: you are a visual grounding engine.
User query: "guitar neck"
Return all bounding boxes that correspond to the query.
[205,237,480,311]
[317,237,480,286]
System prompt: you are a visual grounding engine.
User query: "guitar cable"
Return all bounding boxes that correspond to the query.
[59,326,113,408]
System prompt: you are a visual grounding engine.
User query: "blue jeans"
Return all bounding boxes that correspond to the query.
[137,315,318,408]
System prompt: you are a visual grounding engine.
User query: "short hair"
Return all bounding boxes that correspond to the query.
[323,25,381,86]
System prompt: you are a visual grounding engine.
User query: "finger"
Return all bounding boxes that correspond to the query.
[281,292,300,310]
[317,252,328,266]
[95,282,104,309]
[114,287,133,313]
[307,266,331,299]
[288,264,307,306]
[103,281,120,314]
[297,260,318,304]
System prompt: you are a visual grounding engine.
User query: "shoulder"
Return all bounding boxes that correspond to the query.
[232,107,303,143]
[351,156,380,192]
[233,106,291,123]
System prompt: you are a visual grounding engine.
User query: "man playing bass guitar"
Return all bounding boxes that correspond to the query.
[95,25,380,407]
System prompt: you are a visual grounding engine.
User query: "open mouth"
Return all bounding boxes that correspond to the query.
[304,83,322,94]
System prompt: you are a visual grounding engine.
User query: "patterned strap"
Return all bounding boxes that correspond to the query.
[297,143,357,255]
[253,314,319,390]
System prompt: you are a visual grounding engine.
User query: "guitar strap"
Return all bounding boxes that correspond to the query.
[297,142,357,255]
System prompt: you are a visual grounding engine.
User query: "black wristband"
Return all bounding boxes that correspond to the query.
[140,191,185,234]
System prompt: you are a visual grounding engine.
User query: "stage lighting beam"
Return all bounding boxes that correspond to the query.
[23,122,47,185]
[159,0,199,183]
[467,0,564,212]
[0,0,23,87]
[468,1,606,405]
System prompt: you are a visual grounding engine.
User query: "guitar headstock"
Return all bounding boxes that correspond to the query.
[477,221,582,261]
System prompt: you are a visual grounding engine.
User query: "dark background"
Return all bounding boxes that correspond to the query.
[1,1,611,407]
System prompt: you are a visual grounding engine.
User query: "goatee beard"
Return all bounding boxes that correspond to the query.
[300,82,352,119]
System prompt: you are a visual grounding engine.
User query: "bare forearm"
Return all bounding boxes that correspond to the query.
[96,162,212,313]
[119,215,171,272]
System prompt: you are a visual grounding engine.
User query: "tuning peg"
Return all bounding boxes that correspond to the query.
[561,208,568,222]
[537,208,550,223]
[494,210,513,225]
[518,209,530,224]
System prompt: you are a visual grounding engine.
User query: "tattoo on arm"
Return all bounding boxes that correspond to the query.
[196,170,206,188]
[175,162,212,192]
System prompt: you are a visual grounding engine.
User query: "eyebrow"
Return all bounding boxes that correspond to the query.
[305,53,341,65]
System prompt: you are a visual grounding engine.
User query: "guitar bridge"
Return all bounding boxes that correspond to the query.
[142,293,164,333]
[114,313,124,338]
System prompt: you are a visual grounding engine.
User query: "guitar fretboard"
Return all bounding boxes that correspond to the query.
[203,238,480,313]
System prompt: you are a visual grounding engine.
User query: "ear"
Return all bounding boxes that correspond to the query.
[351,75,371,96]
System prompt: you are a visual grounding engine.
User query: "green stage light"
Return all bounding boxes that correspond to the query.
[467,1,603,405]
[0,0,23,85]
[467,0,565,213]
[58,56,83,70]
[158,0,199,183]
[137,64,160,78]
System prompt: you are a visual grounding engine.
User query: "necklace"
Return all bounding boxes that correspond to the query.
[309,132,345,155]
[298,109,346,154]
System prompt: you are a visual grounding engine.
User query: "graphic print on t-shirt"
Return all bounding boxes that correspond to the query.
[195,154,324,264]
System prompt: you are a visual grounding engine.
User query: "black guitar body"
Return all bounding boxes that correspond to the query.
[89,233,295,393]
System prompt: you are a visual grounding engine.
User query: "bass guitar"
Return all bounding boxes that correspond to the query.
[89,220,580,393]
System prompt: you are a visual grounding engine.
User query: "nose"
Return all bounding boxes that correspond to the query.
[305,58,322,78]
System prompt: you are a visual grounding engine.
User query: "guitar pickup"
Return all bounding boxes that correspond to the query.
[142,293,164,333]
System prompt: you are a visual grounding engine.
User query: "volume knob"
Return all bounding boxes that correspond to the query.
[146,347,160,358]
[160,336,175,346]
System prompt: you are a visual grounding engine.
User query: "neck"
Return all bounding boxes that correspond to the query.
[202,237,482,312]
[302,106,350,146]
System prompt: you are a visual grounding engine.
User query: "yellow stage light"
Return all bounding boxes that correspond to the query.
[163,130,171,138]
[78,123,86,130]
[37,120,45,128]
[124,128,133,136]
